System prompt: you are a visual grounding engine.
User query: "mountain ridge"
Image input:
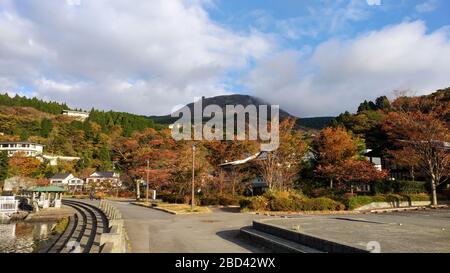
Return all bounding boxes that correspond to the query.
[148,94,334,130]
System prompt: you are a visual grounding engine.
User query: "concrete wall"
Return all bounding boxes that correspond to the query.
[98,200,128,253]
[354,200,448,211]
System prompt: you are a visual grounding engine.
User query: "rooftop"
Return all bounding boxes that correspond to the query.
[50,173,72,180]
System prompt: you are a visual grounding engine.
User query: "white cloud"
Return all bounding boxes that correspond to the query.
[246,21,450,117]
[0,0,273,115]
[415,0,437,13]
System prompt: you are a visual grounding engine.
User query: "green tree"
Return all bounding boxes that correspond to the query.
[40,118,53,137]
[0,151,9,189]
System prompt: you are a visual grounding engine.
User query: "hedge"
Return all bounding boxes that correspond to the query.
[346,193,432,210]
[239,190,345,212]
[372,180,427,194]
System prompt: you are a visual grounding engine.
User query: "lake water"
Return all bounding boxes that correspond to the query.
[0,220,56,253]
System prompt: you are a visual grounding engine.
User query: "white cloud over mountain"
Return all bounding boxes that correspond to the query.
[246,21,450,117]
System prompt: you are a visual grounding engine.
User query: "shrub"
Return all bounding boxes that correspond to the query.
[301,197,344,211]
[406,193,431,202]
[240,190,344,212]
[347,193,433,210]
[373,180,427,194]
[268,195,295,211]
[310,188,334,198]
[158,193,185,204]
[239,196,269,211]
[347,195,376,210]
[200,194,242,206]
[396,181,427,194]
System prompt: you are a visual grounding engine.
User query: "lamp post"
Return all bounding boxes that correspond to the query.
[146,159,149,203]
[191,144,196,211]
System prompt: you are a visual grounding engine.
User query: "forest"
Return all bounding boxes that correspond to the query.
[0,88,448,211]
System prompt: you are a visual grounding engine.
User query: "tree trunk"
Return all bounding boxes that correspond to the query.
[431,179,438,206]
[330,178,333,189]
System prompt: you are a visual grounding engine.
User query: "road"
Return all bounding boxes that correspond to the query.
[108,201,270,253]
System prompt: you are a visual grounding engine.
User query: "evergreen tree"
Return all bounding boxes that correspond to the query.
[40,118,53,137]
[0,151,9,183]
[375,96,391,111]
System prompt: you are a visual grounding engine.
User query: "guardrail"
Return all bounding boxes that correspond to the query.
[0,197,19,214]
[98,200,128,253]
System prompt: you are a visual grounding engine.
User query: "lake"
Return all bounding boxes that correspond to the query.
[0,220,57,253]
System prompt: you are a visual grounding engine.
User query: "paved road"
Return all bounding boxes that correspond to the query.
[109,201,270,253]
[262,208,450,253]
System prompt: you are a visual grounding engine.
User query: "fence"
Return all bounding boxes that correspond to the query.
[0,197,19,214]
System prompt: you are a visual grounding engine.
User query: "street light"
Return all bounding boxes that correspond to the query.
[146,159,149,203]
[191,144,196,211]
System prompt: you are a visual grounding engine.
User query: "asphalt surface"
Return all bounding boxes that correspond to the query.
[108,201,269,253]
[261,208,450,253]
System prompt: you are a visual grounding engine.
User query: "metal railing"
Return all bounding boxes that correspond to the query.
[0,197,19,213]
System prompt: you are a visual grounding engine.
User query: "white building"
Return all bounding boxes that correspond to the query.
[62,110,90,121]
[86,171,122,189]
[0,142,44,157]
[40,154,81,166]
[50,173,84,191]
[0,141,80,166]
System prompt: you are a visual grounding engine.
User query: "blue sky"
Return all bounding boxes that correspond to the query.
[208,0,450,93]
[0,0,449,117]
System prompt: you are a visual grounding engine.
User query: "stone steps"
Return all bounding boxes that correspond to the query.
[240,226,322,253]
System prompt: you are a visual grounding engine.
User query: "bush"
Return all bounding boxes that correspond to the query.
[347,195,375,210]
[373,180,427,194]
[396,181,427,194]
[268,195,295,211]
[301,197,345,211]
[240,190,344,212]
[346,193,433,210]
[158,192,185,204]
[239,196,268,211]
[200,194,242,206]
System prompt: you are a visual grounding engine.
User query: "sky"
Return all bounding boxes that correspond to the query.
[0,0,449,117]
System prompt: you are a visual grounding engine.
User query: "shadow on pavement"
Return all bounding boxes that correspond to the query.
[216,229,267,253]
[214,207,241,213]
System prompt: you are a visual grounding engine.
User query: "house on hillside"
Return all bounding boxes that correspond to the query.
[61,110,90,121]
[0,141,80,167]
[219,151,268,196]
[86,171,122,190]
[49,173,84,191]
[0,142,44,157]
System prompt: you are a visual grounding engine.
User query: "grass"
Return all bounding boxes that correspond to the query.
[51,217,69,234]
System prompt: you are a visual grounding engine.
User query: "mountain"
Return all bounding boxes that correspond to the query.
[149,94,334,130]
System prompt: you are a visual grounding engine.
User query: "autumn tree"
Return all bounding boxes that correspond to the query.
[383,111,449,205]
[256,118,307,190]
[8,152,41,177]
[387,146,420,181]
[204,139,258,195]
[316,159,388,193]
[113,128,177,192]
[312,127,358,188]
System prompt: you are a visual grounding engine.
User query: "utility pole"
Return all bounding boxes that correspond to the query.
[146,159,149,203]
[191,144,196,211]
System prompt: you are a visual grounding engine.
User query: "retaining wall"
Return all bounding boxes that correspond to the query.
[98,200,128,253]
